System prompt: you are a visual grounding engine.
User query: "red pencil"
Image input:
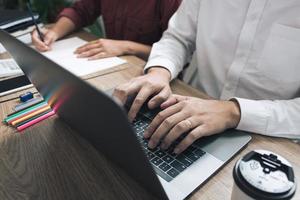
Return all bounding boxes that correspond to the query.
[17,111,55,132]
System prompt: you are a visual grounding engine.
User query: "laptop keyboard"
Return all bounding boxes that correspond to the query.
[132,115,206,182]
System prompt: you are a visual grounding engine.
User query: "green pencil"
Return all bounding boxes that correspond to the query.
[14,109,52,127]
[4,101,47,123]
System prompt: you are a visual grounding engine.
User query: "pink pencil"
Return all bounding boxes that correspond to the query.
[17,110,55,132]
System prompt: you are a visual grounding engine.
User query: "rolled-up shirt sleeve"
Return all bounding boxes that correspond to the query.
[234,97,300,139]
[144,0,199,79]
[57,0,101,29]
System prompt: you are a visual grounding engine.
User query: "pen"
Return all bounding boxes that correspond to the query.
[26,2,44,42]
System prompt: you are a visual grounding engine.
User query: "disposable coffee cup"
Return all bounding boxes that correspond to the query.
[232,150,296,200]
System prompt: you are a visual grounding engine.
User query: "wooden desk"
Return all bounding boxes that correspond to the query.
[0,32,299,200]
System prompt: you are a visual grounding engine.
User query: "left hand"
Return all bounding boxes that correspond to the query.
[74,39,127,60]
[144,95,241,154]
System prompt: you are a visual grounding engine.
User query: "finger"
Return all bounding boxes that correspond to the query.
[77,40,101,50]
[161,95,188,109]
[44,34,56,48]
[89,39,101,45]
[113,81,140,105]
[144,102,183,138]
[36,28,48,42]
[161,116,200,150]
[160,96,178,109]
[77,48,103,58]
[32,30,49,51]
[40,28,48,35]
[88,52,110,60]
[174,125,208,154]
[44,34,52,46]
[147,86,171,109]
[75,43,102,54]
[74,44,88,53]
[128,86,153,122]
[148,110,190,149]
[74,42,94,53]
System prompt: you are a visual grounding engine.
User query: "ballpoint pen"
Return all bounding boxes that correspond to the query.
[26,2,44,42]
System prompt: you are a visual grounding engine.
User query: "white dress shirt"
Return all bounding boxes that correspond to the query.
[145,0,300,139]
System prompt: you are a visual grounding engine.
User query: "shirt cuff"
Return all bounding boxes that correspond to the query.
[232,97,269,134]
[144,58,179,80]
[57,8,82,29]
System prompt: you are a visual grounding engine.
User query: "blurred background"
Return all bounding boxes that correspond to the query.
[0,0,104,37]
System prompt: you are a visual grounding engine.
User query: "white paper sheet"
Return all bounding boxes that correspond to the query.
[42,37,126,76]
[0,43,6,54]
[17,33,32,44]
[0,59,23,78]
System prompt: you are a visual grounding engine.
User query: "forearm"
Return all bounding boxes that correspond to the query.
[234,97,300,139]
[123,41,152,60]
[51,17,76,39]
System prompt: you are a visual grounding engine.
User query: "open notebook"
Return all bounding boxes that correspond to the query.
[42,37,127,77]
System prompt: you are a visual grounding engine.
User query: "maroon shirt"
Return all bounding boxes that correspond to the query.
[58,0,181,45]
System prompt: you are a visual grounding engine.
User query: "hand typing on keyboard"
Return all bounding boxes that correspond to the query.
[113,67,172,122]
[144,94,241,155]
[132,116,206,181]
[113,67,241,156]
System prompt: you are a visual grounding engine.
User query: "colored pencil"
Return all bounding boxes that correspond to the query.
[4,101,47,123]
[11,105,51,126]
[7,104,49,125]
[13,109,52,127]
[17,111,55,132]
[8,104,50,125]
[13,97,44,112]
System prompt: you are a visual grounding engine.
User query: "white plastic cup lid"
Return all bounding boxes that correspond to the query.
[239,150,294,193]
[233,149,296,200]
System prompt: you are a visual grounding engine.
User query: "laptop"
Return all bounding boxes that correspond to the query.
[0,30,251,200]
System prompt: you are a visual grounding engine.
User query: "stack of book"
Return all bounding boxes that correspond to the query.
[0,9,43,44]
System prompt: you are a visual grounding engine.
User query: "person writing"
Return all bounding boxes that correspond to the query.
[113,0,300,154]
[31,0,181,60]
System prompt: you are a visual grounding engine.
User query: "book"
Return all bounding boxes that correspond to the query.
[0,58,23,78]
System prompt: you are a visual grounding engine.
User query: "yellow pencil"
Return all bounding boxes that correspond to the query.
[11,105,51,126]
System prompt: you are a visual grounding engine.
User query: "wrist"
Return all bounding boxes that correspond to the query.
[53,17,76,39]
[48,28,60,40]
[227,100,241,128]
[121,41,133,55]
[147,67,171,82]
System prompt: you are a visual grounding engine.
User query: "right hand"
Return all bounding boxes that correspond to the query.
[31,28,59,52]
[113,67,172,122]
